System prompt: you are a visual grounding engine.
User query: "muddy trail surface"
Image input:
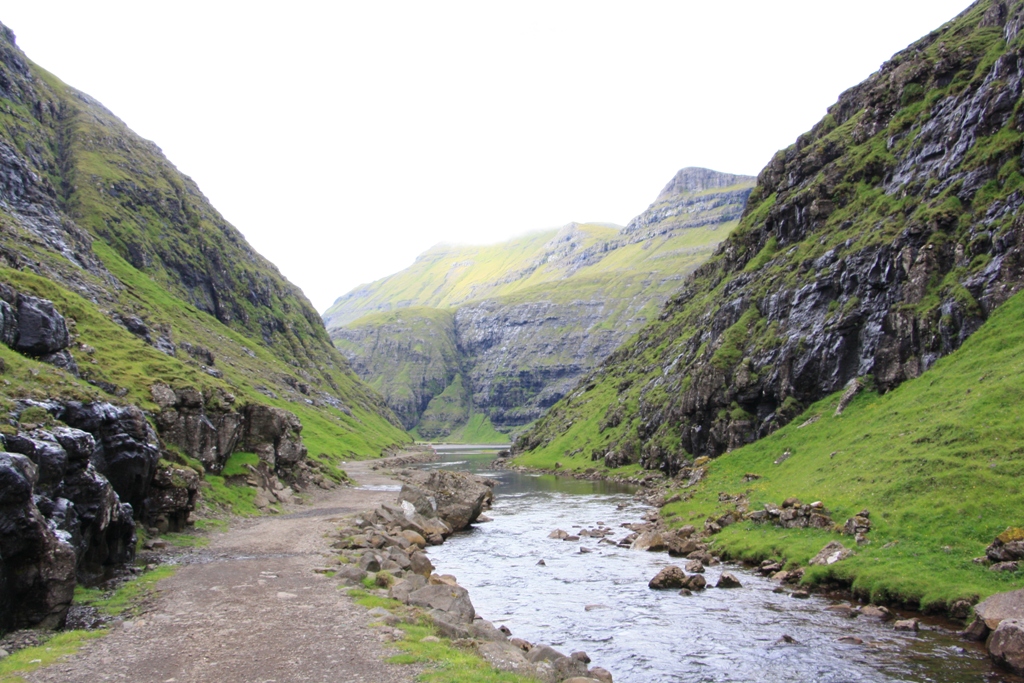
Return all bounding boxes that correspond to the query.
[26,457,422,683]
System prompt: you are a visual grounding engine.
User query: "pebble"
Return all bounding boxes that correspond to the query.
[276,592,298,600]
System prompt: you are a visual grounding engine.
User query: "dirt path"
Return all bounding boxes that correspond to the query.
[26,457,424,683]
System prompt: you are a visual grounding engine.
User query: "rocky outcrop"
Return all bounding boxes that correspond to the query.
[0,284,78,376]
[0,452,76,631]
[151,384,243,471]
[396,469,494,532]
[57,401,160,513]
[151,383,307,472]
[515,0,1024,471]
[241,404,306,467]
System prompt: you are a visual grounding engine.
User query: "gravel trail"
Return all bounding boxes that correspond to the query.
[26,457,422,683]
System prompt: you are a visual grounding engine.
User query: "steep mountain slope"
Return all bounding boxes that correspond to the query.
[514,0,1024,472]
[327,169,754,438]
[0,23,407,631]
[665,286,1024,613]
[0,23,405,449]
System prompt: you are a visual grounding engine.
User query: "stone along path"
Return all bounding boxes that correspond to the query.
[26,459,421,683]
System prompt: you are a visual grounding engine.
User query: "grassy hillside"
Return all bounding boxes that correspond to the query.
[0,23,409,469]
[514,0,1024,472]
[659,287,1024,612]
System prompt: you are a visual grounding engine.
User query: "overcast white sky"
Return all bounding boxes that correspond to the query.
[2,1,973,312]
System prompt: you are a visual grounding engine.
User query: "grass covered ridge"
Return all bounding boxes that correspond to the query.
[661,288,1024,611]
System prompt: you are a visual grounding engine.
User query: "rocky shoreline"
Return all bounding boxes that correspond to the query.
[494,454,1024,676]
[331,455,616,683]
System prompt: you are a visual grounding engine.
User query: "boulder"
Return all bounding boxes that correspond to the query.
[478,641,537,677]
[648,565,687,590]
[397,469,493,531]
[335,565,367,584]
[991,561,1020,572]
[407,583,476,623]
[526,644,566,664]
[388,574,427,602]
[987,528,1024,563]
[974,588,1024,631]
[408,550,434,577]
[588,667,614,683]
[860,605,892,621]
[894,618,919,631]
[471,618,509,642]
[989,619,1024,673]
[146,462,200,533]
[241,404,307,467]
[553,655,589,680]
[399,484,437,517]
[716,572,742,588]
[630,530,666,552]
[13,295,69,355]
[684,573,707,591]
[401,529,427,548]
[685,560,705,573]
[152,388,244,472]
[809,541,851,566]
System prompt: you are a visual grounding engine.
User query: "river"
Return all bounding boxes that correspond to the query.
[421,444,1018,683]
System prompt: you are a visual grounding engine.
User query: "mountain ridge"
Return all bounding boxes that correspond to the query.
[326,168,754,437]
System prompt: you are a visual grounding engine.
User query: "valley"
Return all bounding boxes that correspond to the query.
[4,0,1024,682]
[326,169,754,439]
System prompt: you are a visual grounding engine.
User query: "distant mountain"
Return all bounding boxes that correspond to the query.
[325,169,755,439]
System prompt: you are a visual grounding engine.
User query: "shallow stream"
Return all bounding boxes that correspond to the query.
[422,445,1018,683]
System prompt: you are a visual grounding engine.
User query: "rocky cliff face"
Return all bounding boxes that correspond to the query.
[328,171,754,437]
[0,23,408,632]
[515,0,1024,472]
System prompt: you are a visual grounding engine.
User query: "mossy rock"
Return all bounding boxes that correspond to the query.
[996,527,1024,544]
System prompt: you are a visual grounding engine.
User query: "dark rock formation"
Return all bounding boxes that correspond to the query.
[150,382,308,473]
[151,384,243,471]
[241,404,306,467]
[58,402,160,513]
[0,452,76,631]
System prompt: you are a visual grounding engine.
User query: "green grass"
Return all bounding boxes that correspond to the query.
[443,413,509,444]
[200,475,263,516]
[160,532,209,548]
[346,590,538,682]
[221,452,259,477]
[0,630,107,683]
[72,565,177,618]
[660,288,1024,612]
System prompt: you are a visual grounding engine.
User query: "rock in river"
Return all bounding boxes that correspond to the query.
[649,566,687,590]
[988,619,1024,674]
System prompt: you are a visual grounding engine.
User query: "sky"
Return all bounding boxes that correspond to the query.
[1,1,975,313]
